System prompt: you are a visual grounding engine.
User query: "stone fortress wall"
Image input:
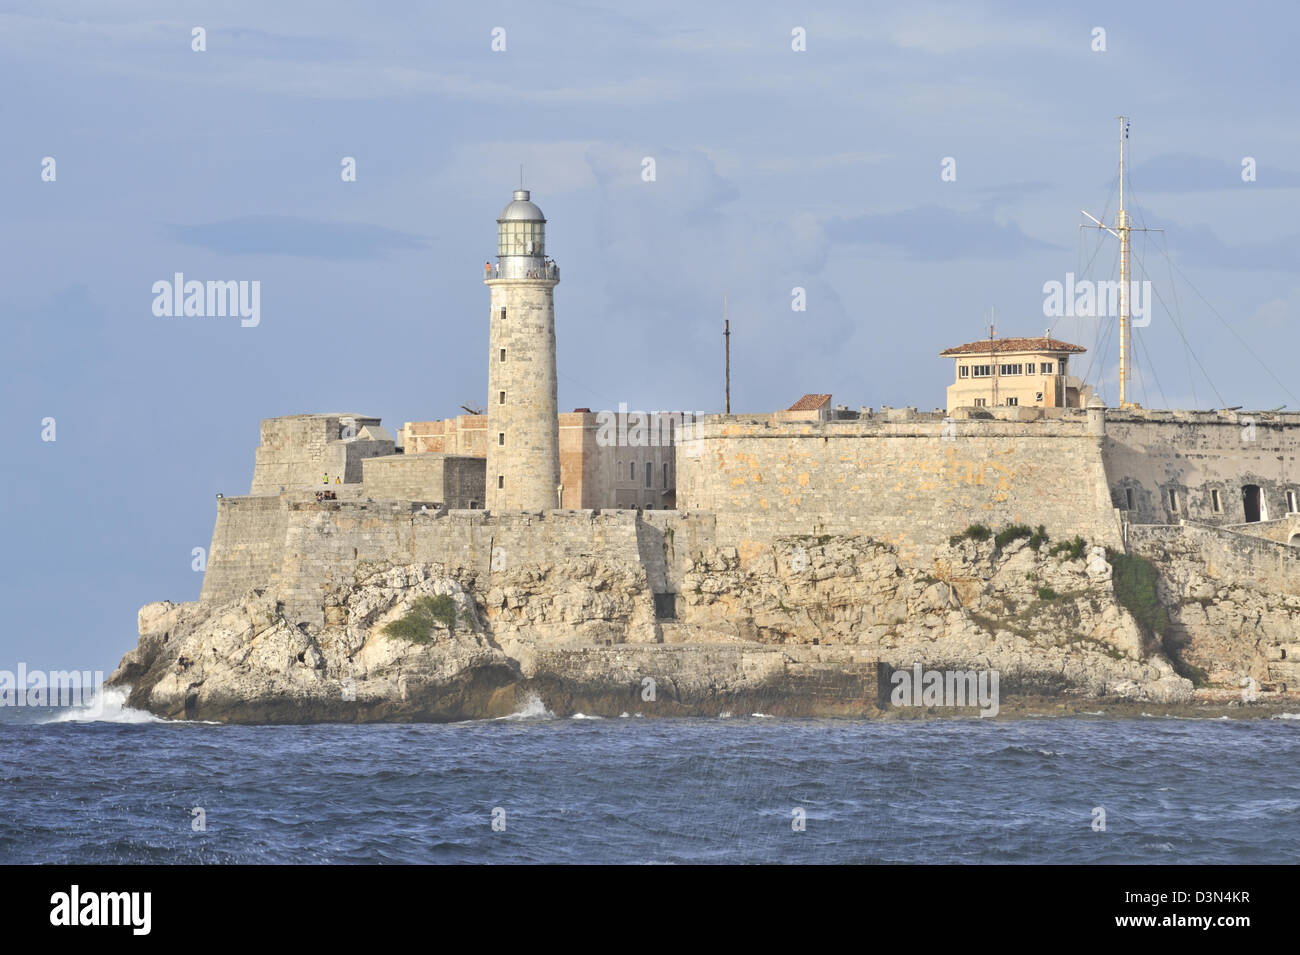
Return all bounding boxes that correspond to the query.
[360,453,486,506]
[673,406,1122,563]
[250,414,395,492]
[201,405,1300,636]
[1102,409,1299,526]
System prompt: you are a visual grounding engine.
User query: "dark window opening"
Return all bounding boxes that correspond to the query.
[653,593,677,620]
[1243,484,1263,523]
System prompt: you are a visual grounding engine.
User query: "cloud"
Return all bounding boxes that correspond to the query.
[826,204,1061,260]
[165,216,428,260]
[1247,287,1300,328]
[974,181,1056,203]
[1128,153,1300,192]
[1164,219,1300,272]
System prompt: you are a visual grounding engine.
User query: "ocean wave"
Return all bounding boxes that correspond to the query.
[494,693,555,721]
[1272,713,1300,720]
[41,687,163,725]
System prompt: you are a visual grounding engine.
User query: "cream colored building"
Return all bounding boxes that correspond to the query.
[941,335,1094,412]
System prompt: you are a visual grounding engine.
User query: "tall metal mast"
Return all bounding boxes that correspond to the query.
[723,294,731,414]
[1082,117,1157,408]
[1117,116,1131,407]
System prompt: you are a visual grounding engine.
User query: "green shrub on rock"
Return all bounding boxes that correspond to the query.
[383,594,457,644]
[1107,550,1170,637]
[1049,536,1086,561]
[949,523,992,546]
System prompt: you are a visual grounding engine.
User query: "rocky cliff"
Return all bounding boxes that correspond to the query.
[107,524,1299,723]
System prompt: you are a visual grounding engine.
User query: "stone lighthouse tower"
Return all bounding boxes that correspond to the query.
[484,188,560,511]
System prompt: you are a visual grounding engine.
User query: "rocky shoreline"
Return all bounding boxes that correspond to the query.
[107,530,1298,724]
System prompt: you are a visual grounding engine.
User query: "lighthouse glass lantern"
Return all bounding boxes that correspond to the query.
[496,190,548,277]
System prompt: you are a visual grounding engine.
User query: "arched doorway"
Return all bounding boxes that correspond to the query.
[1290,532,1300,548]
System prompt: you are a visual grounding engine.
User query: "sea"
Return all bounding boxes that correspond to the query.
[1,690,1297,864]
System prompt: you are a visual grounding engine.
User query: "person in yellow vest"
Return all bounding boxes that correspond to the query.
[322,473,329,485]
[335,476,341,485]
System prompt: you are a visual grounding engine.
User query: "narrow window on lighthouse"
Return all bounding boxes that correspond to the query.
[498,433,505,446]
[499,391,506,404]
[498,475,504,489]
[499,307,506,322]
[499,348,506,362]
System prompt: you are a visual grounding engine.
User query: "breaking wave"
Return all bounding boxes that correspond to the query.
[495,693,555,721]
[43,686,162,724]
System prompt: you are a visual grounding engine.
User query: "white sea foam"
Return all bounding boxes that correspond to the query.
[571,713,603,720]
[43,686,162,724]
[1272,712,1300,720]
[751,713,773,718]
[495,693,554,721]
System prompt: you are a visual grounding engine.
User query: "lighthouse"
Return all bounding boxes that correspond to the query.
[484,189,561,511]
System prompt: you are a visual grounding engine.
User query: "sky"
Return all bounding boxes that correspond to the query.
[2,0,1297,673]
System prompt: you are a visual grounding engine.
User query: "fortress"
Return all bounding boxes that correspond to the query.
[113,188,1300,721]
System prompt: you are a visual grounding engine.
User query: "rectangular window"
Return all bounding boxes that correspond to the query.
[499,348,506,362]
[1212,489,1223,513]
[497,475,504,489]
[959,365,970,378]
[1005,396,1019,406]
[1125,488,1134,510]
[499,307,506,321]
[645,461,653,488]
[653,593,677,620]
[1288,490,1298,513]
[971,365,991,378]
[498,433,505,446]
[1041,362,1054,374]
[973,398,987,407]
[1169,488,1180,511]
[499,391,506,404]
[663,462,670,487]
[999,363,1023,376]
